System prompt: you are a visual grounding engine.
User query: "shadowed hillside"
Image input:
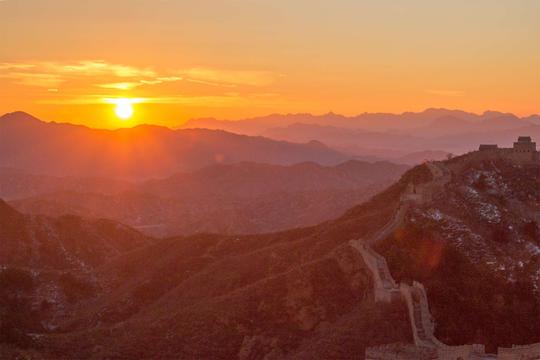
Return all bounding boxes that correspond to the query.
[9,160,408,236]
[1,152,539,358]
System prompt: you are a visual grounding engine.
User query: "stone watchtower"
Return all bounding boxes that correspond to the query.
[512,136,538,163]
[478,136,539,164]
[513,136,536,152]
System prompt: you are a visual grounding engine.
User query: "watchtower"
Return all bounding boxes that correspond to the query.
[513,136,536,153]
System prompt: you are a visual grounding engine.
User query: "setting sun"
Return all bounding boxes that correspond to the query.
[114,99,134,120]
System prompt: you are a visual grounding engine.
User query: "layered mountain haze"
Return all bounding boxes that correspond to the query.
[184,109,540,161]
[1,149,539,359]
[0,112,350,179]
[6,161,408,236]
[184,109,538,135]
[0,167,132,201]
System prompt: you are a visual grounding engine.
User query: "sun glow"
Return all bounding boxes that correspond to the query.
[113,99,134,120]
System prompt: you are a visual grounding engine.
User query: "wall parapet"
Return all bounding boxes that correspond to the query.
[497,342,540,360]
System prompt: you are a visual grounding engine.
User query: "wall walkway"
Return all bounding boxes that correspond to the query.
[356,161,523,360]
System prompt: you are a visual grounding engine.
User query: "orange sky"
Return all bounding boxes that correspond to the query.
[1,0,539,128]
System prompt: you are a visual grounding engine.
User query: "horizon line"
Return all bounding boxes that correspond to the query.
[2,107,539,132]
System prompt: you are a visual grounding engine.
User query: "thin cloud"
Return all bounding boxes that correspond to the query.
[0,60,155,78]
[181,67,277,87]
[0,72,65,87]
[54,61,156,78]
[0,61,278,91]
[39,94,248,107]
[0,60,158,88]
[97,82,143,90]
[39,92,282,107]
[98,76,183,90]
[1,60,281,109]
[156,76,183,82]
[186,78,236,88]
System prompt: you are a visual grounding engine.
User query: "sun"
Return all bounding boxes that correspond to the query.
[114,99,134,120]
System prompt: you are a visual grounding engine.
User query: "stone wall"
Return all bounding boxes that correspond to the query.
[358,160,539,360]
[497,343,540,360]
[400,282,445,349]
[349,240,400,303]
[437,344,487,360]
[365,343,437,360]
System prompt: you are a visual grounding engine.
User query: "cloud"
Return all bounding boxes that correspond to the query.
[0,60,155,78]
[39,94,249,107]
[98,76,183,90]
[156,76,183,82]
[97,82,143,90]
[0,61,278,92]
[39,91,281,107]
[0,72,65,87]
[0,60,158,88]
[181,67,276,87]
[185,78,236,88]
[0,60,281,110]
[53,61,156,78]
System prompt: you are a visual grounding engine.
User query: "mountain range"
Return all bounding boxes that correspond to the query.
[4,161,408,236]
[1,152,539,358]
[0,112,349,179]
[183,109,540,159]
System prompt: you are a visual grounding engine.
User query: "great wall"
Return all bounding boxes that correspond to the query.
[350,137,540,360]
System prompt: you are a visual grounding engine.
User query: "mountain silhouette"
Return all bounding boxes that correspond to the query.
[0,112,350,179]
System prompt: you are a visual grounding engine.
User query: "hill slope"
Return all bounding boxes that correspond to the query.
[10,161,408,236]
[375,156,540,351]
[1,153,539,358]
[0,199,149,271]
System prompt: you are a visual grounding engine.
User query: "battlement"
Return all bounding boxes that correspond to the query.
[476,136,539,164]
[478,144,498,151]
[513,136,536,153]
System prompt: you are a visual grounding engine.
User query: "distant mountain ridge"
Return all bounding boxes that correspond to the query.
[0,112,350,179]
[183,108,539,133]
[182,109,540,159]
